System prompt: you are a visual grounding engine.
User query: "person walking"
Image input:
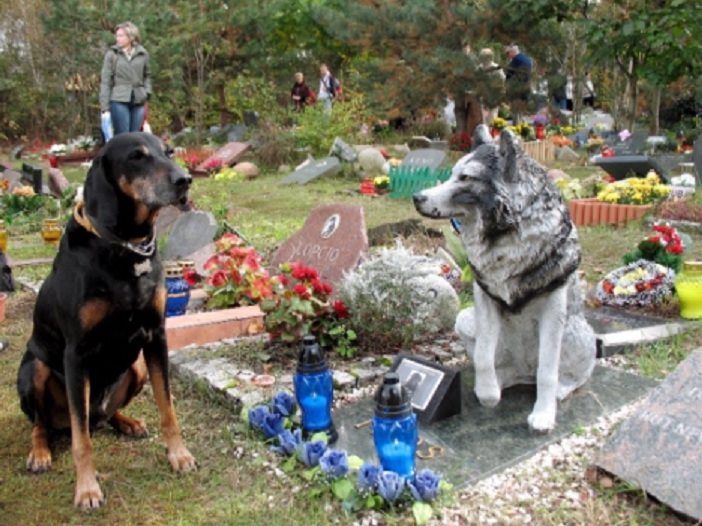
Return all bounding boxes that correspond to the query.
[504,44,532,123]
[582,71,596,108]
[318,63,338,113]
[291,72,312,111]
[99,21,152,136]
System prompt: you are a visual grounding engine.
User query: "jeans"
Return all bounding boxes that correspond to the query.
[110,100,145,135]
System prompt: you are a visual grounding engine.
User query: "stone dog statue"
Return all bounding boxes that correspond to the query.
[414,125,596,432]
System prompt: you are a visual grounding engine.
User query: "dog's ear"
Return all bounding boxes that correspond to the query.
[83,154,120,229]
[471,124,493,151]
[498,128,521,183]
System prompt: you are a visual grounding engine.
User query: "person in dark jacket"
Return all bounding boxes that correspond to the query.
[291,72,312,111]
[99,21,152,135]
[504,44,532,122]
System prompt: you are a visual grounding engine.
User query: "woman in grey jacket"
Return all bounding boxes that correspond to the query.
[99,21,151,136]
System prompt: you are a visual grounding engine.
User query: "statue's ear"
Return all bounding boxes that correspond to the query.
[471,124,493,151]
[498,128,522,183]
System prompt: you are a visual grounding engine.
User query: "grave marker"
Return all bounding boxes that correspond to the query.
[594,155,668,182]
[279,157,341,185]
[693,134,702,186]
[48,168,70,198]
[596,348,702,520]
[163,210,217,261]
[401,148,447,171]
[269,204,368,286]
[192,142,251,177]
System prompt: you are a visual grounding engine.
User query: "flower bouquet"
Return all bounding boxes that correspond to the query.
[623,222,686,273]
[373,175,390,192]
[596,260,675,307]
[596,172,671,205]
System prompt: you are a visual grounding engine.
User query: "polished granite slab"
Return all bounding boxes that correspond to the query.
[332,364,658,488]
[585,306,691,357]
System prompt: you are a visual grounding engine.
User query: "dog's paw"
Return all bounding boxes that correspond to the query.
[74,479,105,511]
[26,448,52,473]
[474,379,501,408]
[168,447,197,473]
[110,412,148,438]
[527,409,556,433]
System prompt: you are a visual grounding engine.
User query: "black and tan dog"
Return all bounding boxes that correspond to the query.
[17,132,196,510]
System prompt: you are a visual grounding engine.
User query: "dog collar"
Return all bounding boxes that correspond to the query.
[73,201,157,258]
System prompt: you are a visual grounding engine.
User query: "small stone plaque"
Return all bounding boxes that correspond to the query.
[401,148,447,171]
[279,157,341,185]
[162,210,217,261]
[269,204,367,286]
[192,142,250,177]
[596,348,702,520]
[390,353,461,424]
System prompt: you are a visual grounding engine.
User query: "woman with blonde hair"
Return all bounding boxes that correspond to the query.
[99,21,152,136]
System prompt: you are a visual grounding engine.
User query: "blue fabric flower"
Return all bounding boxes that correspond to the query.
[270,429,302,456]
[408,468,442,503]
[300,440,327,467]
[261,412,286,439]
[272,391,296,417]
[319,449,349,478]
[357,462,382,493]
[377,470,405,503]
[248,405,270,433]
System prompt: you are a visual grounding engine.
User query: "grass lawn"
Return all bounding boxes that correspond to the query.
[1,153,700,525]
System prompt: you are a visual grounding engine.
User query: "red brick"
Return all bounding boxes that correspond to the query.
[166,306,265,351]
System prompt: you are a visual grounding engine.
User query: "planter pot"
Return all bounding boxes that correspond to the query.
[568,198,653,227]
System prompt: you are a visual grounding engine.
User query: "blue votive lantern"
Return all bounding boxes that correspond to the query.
[372,372,417,478]
[293,335,338,444]
[165,264,190,317]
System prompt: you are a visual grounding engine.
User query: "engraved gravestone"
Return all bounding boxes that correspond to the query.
[596,348,702,520]
[192,142,251,177]
[162,210,217,261]
[279,157,341,185]
[401,149,447,171]
[269,204,368,286]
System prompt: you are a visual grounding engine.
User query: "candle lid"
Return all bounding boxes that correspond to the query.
[297,335,328,373]
[374,372,411,418]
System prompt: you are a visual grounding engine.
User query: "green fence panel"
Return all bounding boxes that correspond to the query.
[388,166,452,199]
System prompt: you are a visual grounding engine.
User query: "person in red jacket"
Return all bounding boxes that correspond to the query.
[291,72,312,112]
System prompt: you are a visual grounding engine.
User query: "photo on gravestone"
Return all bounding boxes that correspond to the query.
[390,353,461,424]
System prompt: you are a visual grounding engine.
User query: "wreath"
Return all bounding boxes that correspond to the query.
[596,259,675,307]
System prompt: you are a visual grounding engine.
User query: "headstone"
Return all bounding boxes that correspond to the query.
[332,364,657,488]
[0,160,11,172]
[401,148,448,171]
[329,137,358,163]
[20,164,42,194]
[693,134,702,186]
[409,136,433,149]
[226,124,248,143]
[243,110,259,127]
[162,210,218,261]
[279,157,341,185]
[269,204,368,286]
[594,155,668,182]
[556,145,580,161]
[0,169,22,192]
[48,168,70,197]
[155,205,183,238]
[11,145,23,160]
[596,348,702,520]
[192,142,251,177]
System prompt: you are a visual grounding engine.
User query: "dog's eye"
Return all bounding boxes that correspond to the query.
[458,174,468,182]
[129,148,150,161]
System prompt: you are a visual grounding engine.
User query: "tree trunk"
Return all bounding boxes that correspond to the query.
[650,85,661,136]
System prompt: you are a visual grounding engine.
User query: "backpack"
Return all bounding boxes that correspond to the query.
[308,89,316,105]
[328,75,342,99]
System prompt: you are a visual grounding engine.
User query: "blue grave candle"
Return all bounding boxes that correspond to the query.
[372,372,417,478]
[293,335,338,444]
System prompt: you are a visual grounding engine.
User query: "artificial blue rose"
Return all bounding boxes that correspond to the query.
[300,440,327,467]
[357,462,382,493]
[248,405,271,433]
[262,412,286,439]
[272,391,296,417]
[408,468,442,503]
[319,449,349,478]
[270,429,302,456]
[377,470,405,503]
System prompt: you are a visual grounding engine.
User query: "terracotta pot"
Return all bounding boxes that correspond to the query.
[568,198,652,227]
